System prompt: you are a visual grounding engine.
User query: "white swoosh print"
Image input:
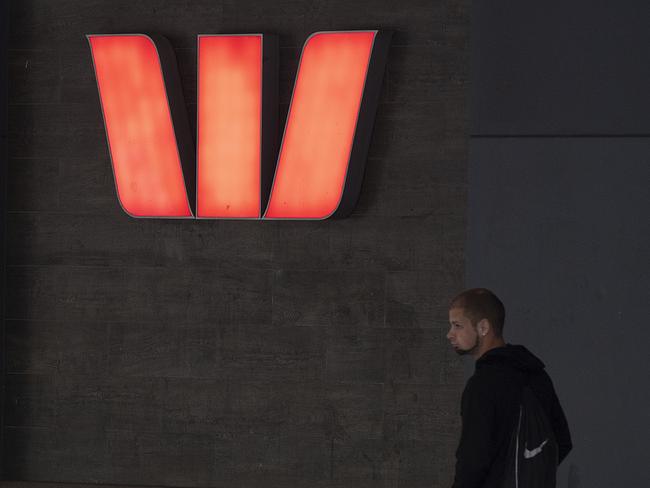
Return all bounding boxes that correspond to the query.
[523,439,548,459]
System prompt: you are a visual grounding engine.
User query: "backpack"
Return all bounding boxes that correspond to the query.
[502,382,559,488]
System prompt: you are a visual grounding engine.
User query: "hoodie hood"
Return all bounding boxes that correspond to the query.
[475,343,546,373]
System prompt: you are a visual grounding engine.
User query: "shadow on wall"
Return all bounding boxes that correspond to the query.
[568,464,580,488]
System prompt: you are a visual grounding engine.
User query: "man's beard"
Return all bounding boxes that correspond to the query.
[454,334,480,356]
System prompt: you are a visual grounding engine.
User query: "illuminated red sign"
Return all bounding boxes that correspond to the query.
[197,35,263,219]
[88,31,390,219]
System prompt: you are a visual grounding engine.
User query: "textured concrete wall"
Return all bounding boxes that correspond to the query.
[4,1,469,486]
[1,0,8,475]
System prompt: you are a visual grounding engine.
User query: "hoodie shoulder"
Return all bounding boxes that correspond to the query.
[476,344,546,373]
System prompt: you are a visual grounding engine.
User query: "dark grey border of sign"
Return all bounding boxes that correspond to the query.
[260,34,279,217]
[150,33,197,216]
[332,30,392,219]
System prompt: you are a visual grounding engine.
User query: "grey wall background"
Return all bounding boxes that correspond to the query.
[468,2,650,488]
[3,1,469,487]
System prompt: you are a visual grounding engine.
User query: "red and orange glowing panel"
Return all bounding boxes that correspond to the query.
[265,31,376,219]
[88,31,391,219]
[197,35,262,218]
[88,34,193,217]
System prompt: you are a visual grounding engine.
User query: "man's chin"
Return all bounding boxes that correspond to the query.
[453,345,476,356]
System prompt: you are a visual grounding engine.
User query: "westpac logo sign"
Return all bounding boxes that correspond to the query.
[88,31,390,220]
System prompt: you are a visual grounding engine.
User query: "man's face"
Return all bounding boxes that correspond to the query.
[447,307,479,356]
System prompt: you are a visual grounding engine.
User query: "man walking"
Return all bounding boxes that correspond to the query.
[447,288,572,488]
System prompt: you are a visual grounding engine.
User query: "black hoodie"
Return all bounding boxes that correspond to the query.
[452,344,572,488]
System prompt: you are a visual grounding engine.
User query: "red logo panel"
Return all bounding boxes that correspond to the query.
[197,35,263,218]
[88,31,390,219]
[88,35,192,217]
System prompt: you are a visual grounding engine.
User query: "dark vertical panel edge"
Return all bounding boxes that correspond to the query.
[260,34,279,214]
[153,33,197,216]
[0,0,7,477]
[333,30,392,218]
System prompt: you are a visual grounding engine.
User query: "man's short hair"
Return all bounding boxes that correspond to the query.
[450,288,505,337]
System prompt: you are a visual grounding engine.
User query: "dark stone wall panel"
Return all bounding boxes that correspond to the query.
[467,138,650,488]
[6,266,273,324]
[1,3,7,475]
[369,102,466,161]
[7,158,60,212]
[8,50,61,104]
[9,1,226,49]
[4,0,469,485]
[471,0,650,135]
[3,427,109,482]
[7,213,275,268]
[6,320,108,375]
[8,103,105,159]
[57,157,118,214]
[272,270,385,328]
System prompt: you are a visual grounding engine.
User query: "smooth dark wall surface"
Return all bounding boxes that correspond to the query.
[1,0,8,476]
[471,1,650,135]
[5,1,469,486]
[469,2,650,488]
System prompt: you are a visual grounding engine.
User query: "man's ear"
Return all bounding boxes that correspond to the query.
[477,318,490,337]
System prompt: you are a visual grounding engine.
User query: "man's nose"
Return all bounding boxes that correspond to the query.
[446,329,453,340]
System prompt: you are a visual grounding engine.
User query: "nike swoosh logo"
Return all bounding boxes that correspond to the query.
[523,439,548,459]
